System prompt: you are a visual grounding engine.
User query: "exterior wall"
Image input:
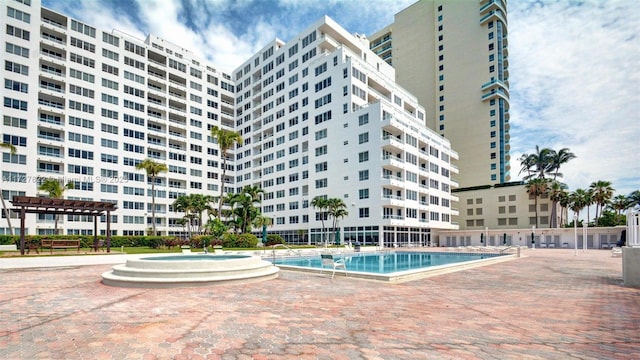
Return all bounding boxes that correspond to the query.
[233,17,459,246]
[1,0,234,236]
[432,226,626,250]
[369,0,511,188]
[1,2,459,242]
[453,183,562,230]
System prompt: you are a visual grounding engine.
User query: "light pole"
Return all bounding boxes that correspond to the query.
[574,213,578,256]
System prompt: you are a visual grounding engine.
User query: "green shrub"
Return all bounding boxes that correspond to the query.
[265,234,284,246]
[220,233,259,248]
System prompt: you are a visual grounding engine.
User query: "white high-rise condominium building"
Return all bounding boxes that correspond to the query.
[1,0,458,245]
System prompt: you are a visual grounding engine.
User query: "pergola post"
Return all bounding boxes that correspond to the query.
[93,215,98,250]
[106,210,111,253]
[20,207,25,255]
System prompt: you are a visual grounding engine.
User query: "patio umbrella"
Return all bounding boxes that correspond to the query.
[531,232,535,245]
[262,224,267,244]
[480,232,484,245]
[335,228,341,245]
[503,233,507,245]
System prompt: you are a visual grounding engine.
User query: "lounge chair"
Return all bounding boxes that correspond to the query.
[181,246,192,254]
[321,254,347,279]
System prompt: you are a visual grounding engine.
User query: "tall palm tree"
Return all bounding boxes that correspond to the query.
[569,188,590,225]
[327,198,348,244]
[210,126,242,220]
[136,159,168,236]
[584,189,594,226]
[311,196,329,245]
[38,178,74,235]
[519,146,554,180]
[549,148,576,180]
[627,190,640,208]
[610,195,630,216]
[0,143,18,235]
[547,181,567,228]
[525,178,549,228]
[589,180,614,226]
[558,190,571,226]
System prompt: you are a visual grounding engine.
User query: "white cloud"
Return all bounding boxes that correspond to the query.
[509,0,640,195]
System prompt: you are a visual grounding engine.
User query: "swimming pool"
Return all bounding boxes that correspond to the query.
[273,251,517,282]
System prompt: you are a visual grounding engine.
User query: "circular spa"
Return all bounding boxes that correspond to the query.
[102,254,279,288]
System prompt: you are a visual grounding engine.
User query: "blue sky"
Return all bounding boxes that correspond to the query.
[42,0,640,197]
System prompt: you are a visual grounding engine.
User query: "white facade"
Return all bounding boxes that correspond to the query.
[2,0,235,236]
[1,1,458,245]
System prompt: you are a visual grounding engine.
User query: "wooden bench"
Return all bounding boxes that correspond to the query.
[41,239,81,254]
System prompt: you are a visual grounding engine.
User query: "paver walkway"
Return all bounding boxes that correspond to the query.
[1,249,638,359]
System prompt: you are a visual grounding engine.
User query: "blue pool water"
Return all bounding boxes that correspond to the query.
[273,252,503,274]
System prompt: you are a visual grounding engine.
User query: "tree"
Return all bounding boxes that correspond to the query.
[627,190,640,208]
[210,126,242,220]
[589,180,614,226]
[569,188,590,224]
[327,198,348,244]
[228,186,263,234]
[519,146,554,180]
[558,190,571,226]
[549,148,576,180]
[548,181,567,228]
[610,195,630,215]
[136,159,167,236]
[0,143,17,235]
[189,194,213,234]
[38,178,74,235]
[311,196,329,245]
[173,195,195,240]
[525,178,549,228]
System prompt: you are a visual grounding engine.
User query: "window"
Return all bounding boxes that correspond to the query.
[359,170,369,181]
[359,208,369,218]
[359,189,369,199]
[358,151,369,163]
[358,132,369,144]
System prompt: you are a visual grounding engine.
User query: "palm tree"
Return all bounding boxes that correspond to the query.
[584,189,594,226]
[610,195,630,216]
[627,190,640,208]
[38,178,75,235]
[0,142,17,235]
[525,178,549,228]
[547,181,567,228]
[136,159,168,236]
[558,190,571,226]
[519,146,554,180]
[210,126,242,220]
[589,180,614,226]
[189,194,213,234]
[549,148,576,180]
[327,198,348,245]
[172,195,194,240]
[569,188,590,225]
[311,196,329,245]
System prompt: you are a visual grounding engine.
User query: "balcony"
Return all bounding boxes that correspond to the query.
[381,154,404,170]
[481,87,509,102]
[480,0,506,15]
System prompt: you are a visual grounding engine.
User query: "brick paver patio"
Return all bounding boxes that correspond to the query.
[1,249,638,359]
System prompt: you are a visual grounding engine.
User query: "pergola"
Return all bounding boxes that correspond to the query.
[10,196,117,255]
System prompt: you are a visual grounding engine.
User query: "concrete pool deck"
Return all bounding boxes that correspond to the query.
[1,249,638,359]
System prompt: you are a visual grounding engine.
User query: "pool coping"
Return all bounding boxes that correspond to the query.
[274,252,520,283]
